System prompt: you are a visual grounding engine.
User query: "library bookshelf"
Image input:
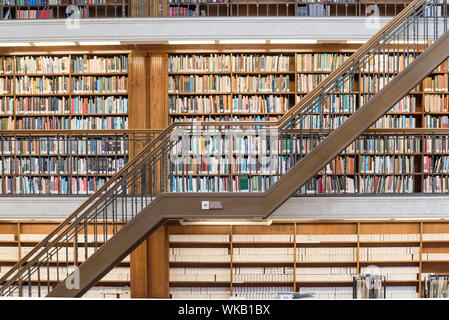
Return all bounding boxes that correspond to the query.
[0,129,160,195]
[165,47,449,195]
[151,220,449,299]
[0,220,131,298]
[0,53,129,130]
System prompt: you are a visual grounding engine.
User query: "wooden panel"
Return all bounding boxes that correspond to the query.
[130,241,148,298]
[423,222,449,234]
[168,224,231,235]
[128,52,150,130]
[0,223,19,238]
[296,223,357,235]
[19,223,58,234]
[149,54,169,130]
[147,224,170,298]
[359,222,420,234]
[232,224,293,235]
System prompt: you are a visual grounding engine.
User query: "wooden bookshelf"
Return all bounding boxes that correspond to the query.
[0,53,129,131]
[138,219,449,299]
[0,220,130,298]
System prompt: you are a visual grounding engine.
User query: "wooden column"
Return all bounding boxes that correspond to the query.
[149,53,169,130]
[130,223,170,298]
[128,51,150,131]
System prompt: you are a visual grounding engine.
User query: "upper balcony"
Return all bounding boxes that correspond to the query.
[0,0,416,43]
[0,0,412,19]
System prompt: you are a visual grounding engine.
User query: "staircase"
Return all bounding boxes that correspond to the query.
[1,0,449,298]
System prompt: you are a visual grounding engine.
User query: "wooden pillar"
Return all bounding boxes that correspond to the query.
[130,52,170,298]
[149,53,169,130]
[128,51,150,131]
[130,224,170,298]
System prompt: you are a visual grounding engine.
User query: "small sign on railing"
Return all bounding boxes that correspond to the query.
[201,201,223,210]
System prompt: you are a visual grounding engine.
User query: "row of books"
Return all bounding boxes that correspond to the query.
[70,116,128,130]
[170,287,230,300]
[233,268,293,282]
[423,155,449,173]
[297,73,327,92]
[12,116,128,129]
[358,155,415,174]
[0,77,12,94]
[359,247,420,261]
[169,115,280,122]
[358,175,414,193]
[423,74,449,92]
[170,267,230,282]
[0,55,128,74]
[361,54,415,73]
[321,156,355,174]
[71,76,127,94]
[296,247,356,262]
[233,75,291,92]
[169,54,231,73]
[388,96,417,113]
[233,247,294,262]
[425,94,449,112]
[15,56,70,74]
[358,136,421,154]
[15,116,70,130]
[299,175,417,195]
[0,96,128,115]
[15,157,69,174]
[70,96,128,114]
[15,9,53,19]
[361,75,395,92]
[70,138,128,154]
[71,157,126,174]
[423,175,449,192]
[169,248,230,262]
[15,76,69,94]
[360,266,419,281]
[0,137,128,155]
[3,75,127,94]
[167,7,205,17]
[297,4,330,17]
[15,96,70,114]
[168,75,231,93]
[0,56,12,74]
[296,234,357,242]
[231,55,291,73]
[298,114,349,130]
[296,53,349,72]
[370,115,417,129]
[168,95,231,114]
[168,94,292,114]
[170,175,279,192]
[299,176,357,194]
[71,55,128,74]
[425,114,449,128]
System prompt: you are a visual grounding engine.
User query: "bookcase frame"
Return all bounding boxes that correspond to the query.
[0,53,129,131]
[162,219,449,299]
[0,220,130,297]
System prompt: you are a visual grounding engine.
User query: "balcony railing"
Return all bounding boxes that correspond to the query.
[0,0,418,20]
